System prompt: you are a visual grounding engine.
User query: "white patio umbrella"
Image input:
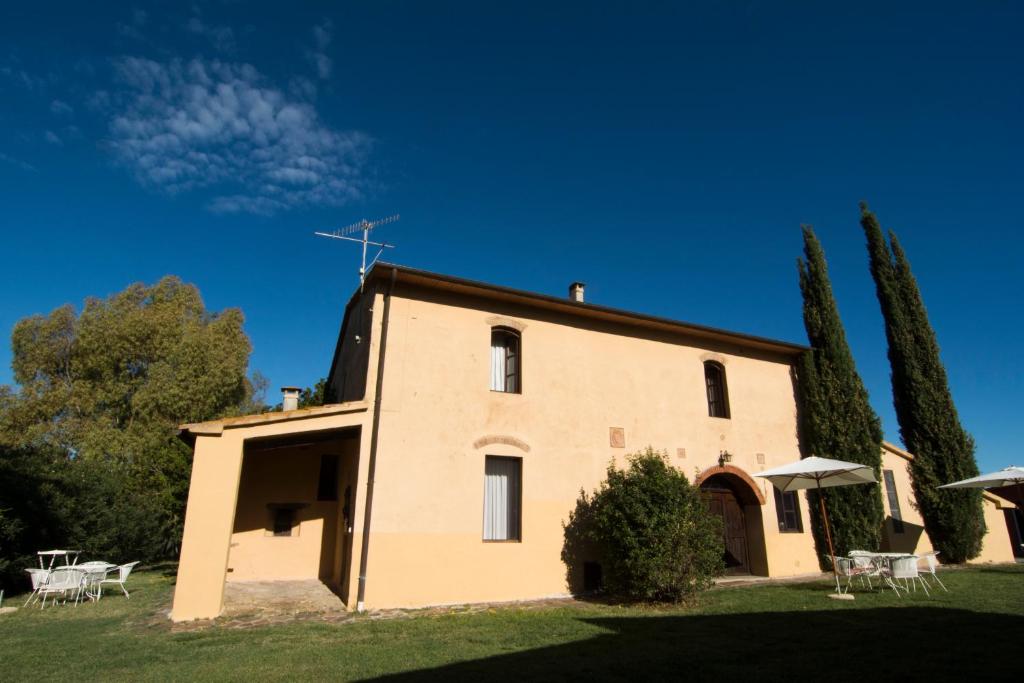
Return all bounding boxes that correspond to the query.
[938,466,1024,506]
[755,456,877,598]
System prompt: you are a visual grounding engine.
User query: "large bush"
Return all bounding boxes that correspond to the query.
[563,448,724,602]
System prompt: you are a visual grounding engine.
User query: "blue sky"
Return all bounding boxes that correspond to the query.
[1,3,1020,471]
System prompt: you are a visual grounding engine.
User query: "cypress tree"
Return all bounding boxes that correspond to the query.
[861,204,984,562]
[796,225,885,563]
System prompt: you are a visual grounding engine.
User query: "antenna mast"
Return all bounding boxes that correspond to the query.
[315,214,399,289]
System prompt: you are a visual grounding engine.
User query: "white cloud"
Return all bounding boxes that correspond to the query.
[0,65,51,90]
[207,194,285,215]
[116,7,148,40]
[185,15,236,53]
[44,130,62,145]
[116,23,144,41]
[0,151,38,172]
[307,20,333,80]
[50,99,74,116]
[106,56,370,214]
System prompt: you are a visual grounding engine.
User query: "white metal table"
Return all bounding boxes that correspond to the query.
[76,562,115,601]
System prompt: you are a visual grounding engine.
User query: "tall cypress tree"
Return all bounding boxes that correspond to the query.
[861,204,983,562]
[796,226,885,563]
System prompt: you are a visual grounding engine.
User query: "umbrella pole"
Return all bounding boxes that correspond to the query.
[817,480,841,594]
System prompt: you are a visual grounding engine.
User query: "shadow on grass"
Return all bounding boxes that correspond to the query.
[363,607,1022,681]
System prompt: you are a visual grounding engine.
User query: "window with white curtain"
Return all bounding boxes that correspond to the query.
[483,456,521,541]
[490,327,521,393]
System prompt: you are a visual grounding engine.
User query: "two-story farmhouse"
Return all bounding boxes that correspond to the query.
[170,264,1017,621]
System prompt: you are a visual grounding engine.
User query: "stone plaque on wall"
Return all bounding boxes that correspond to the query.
[609,427,625,448]
[676,448,686,459]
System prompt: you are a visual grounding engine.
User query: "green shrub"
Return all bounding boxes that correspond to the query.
[563,447,724,602]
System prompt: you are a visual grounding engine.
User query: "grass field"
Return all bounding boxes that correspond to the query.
[1,564,1021,681]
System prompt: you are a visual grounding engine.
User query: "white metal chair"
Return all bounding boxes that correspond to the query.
[37,567,87,608]
[871,557,905,596]
[23,568,50,606]
[849,554,881,591]
[891,556,930,596]
[828,555,872,594]
[918,551,948,592]
[99,561,139,599]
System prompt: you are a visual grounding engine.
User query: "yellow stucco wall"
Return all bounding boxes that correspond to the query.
[171,432,245,621]
[881,444,1016,563]
[880,447,935,555]
[357,287,819,609]
[170,407,369,621]
[226,436,360,583]
[977,496,1016,563]
[173,278,1018,620]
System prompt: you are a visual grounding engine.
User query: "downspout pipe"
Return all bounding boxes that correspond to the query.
[356,266,397,612]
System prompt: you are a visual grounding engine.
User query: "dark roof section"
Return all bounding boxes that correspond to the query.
[364,262,808,358]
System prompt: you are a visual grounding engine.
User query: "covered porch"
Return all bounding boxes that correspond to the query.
[171,402,370,622]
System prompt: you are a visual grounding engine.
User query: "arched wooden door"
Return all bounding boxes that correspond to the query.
[704,487,749,574]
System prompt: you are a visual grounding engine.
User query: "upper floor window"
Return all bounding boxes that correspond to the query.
[490,327,521,393]
[704,361,730,418]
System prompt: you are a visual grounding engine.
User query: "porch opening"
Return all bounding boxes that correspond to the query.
[227,426,361,606]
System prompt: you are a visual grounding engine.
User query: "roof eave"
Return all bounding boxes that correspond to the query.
[177,400,370,442]
[364,262,808,358]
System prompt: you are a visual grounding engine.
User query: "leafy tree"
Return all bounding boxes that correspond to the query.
[299,378,327,408]
[862,204,984,561]
[796,226,885,562]
[563,448,724,602]
[0,443,70,587]
[0,276,259,581]
[267,378,326,411]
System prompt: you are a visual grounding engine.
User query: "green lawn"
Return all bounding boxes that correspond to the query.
[2,565,1021,681]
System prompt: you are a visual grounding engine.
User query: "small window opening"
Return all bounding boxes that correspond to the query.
[272,507,296,537]
[883,470,905,534]
[704,361,730,418]
[774,488,803,533]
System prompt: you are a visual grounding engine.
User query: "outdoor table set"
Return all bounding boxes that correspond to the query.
[23,550,138,609]
[834,550,946,597]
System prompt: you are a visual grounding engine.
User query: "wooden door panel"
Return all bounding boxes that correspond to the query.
[705,489,749,574]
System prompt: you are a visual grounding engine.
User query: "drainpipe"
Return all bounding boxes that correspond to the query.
[356,266,396,612]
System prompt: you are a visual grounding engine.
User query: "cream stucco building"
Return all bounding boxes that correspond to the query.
[170,264,1018,621]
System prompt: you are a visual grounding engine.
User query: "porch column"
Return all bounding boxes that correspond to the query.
[171,433,245,622]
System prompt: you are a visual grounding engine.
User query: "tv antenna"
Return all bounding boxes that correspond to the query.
[315,214,399,289]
